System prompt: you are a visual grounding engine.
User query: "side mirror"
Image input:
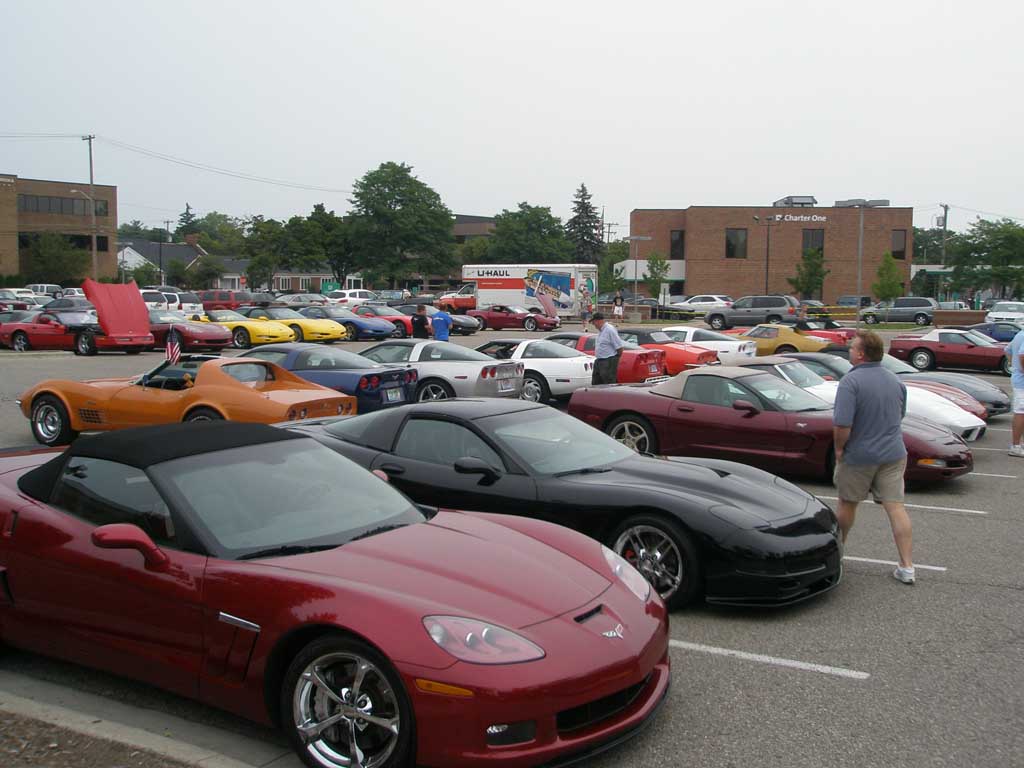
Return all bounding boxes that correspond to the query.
[454,456,502,484]
[732,399,760,415]
[91,523,168,570]
[822,375,835,381]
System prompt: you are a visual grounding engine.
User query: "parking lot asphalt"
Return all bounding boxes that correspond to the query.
[0,326,1021,768]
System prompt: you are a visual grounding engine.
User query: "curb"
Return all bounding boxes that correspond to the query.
[0,690,257,768]
[0,351,74,358]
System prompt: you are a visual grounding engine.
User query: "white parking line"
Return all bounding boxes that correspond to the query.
[668,639,870,680]
[843,555,947,572]
[985,427,1011,432]
[818,495,988,515]
[969,472,1018,479]
[971,446,1016,452]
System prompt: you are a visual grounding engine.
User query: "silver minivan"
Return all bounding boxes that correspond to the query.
[860,297,938,325]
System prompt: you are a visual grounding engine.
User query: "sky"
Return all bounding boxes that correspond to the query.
[3,0,1022,237]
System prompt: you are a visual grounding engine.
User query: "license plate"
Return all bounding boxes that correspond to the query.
[499,379,514,392]
[385,387,404,402]
[649,364,659,373]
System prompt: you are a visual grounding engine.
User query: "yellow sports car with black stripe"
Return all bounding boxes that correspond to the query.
[198,309,295,349]
[236,306,344,344]
[734,324,837,356]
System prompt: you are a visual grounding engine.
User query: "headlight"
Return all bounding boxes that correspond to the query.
[422,616,544,664]
[602,545,651,601]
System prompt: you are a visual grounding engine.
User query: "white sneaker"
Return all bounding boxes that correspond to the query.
[1009,445,1024,458]
[893,566,916,585]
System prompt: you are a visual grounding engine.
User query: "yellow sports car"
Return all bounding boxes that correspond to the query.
[236,306,344,343]
[734,324,837,356]
[197,309,295,348]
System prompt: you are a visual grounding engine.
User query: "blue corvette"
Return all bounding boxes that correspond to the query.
[298,305,396,341]
[963,321,1023,343]
[239,343,417,412]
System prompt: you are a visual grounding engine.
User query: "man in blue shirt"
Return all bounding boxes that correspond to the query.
[1007,326,1024,457]
[431,309,453,342]
[833,330,915,584]
[591,313,624,385]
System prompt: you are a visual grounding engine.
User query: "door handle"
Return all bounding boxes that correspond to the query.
[378,463,406,476]
[675,405,694,412]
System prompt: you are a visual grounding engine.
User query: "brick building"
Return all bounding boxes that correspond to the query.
[625,197,913,303]
[0,174,118,279]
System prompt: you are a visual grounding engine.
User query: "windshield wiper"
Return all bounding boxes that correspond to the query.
[237,543,341,561]
[554,466,614,477]
[796,406,828,412]
[348,524,409,543]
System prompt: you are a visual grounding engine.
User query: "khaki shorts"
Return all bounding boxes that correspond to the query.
[834,457,907,503]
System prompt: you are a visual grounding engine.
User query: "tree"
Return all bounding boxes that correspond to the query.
[644,252,670,299]
[194,211,247,255]
[949,218,1024,299]
[455,236,490,265]
[165,259,189,288]
[598,239,629,294]
[117,220,149,238]
[786,248,830,299]
[190,257,224,289]
[23,233,90,284]
[308,205,362,285]
[488,202,574,264]
[564,183,603,264]
[872,252,904,303]
[131,262,159,287]
[244,216,286,289]
[348,162,455,284]
[177,203,200,236]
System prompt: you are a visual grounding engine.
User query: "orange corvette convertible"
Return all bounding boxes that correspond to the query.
[18,355,356,446]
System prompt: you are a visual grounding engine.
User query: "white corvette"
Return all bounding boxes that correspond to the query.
[476,338,593,402]
[661,326,757,357]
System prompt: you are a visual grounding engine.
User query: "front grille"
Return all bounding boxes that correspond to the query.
[557,675,650,734]
[78,408,103,424]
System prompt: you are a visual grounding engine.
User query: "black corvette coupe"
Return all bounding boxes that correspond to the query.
[284,400,841,609]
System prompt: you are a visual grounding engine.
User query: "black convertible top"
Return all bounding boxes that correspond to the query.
[17,422,303,501]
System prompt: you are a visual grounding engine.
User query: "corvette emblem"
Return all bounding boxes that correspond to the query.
[602,623,625,639]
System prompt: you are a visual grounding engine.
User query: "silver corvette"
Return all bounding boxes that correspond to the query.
[360,340,524,400]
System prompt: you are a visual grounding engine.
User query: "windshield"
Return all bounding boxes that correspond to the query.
[149,310,189,323]
[51,311,97,325]
[508,305,530,314]
[296,347,378,369]
[482,408,634,474]
[152,439,423,558]
[778,361,826,388]
[367,305,402,316]
[266,308,303,320]
[325,308,358,319]
[745,374,831,412]
[881,354,916,374]
[524,340,584,358]
[993,302,1024,313]
[964,330,997,346]
[662,330,690,342]
[208,310,245,321]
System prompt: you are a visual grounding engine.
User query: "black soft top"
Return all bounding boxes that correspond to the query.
[17,422,303,501]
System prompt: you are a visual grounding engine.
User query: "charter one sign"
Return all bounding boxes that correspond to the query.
[780,214,827,222]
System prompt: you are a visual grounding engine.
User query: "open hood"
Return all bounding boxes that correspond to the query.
[83,279,152,338]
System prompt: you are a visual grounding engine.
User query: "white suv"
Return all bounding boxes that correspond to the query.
[325,289,378,305]
[163,291,203,315]
[140,290,169,310]
[26,283,63,297]
[671,294,733,311]
[985,301,1024,324]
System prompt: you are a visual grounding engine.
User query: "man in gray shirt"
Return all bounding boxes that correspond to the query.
[833,330,915,584]
[591,313,624,385]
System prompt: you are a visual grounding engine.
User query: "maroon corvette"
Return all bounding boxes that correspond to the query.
[548,332,668,383]
[889,328,1011,375]
[148,309,232,351]
[468,304,561,332]
[568,367,973,484]
[0,423,669,768]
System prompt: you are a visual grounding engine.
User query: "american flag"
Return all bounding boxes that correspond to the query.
[166,326,181,364]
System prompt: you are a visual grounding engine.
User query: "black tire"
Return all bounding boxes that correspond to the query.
[290,324,304,343]
[344,323,358,342]
[392,322,407,338]
[824,445,836,483]
[863,314,878,325]
[775,344,798,354]
[708,314,726,330]
[476,317,488,331]
[74,332,97,357]
[520,372,551,402]
[523,317,538,332]
[909,348,934,370]
[415,379,455,401]
[281,634,414,768]
[914,313,930,326]
[183,407,224,422]
[30,395,77,446]
[125,348,142,355]
[232,327,251,349]
[766,314,782,324]
[609,514,701,609]
[606,414,660,455]
[1001,356,1011,376]
[11,331,30,352]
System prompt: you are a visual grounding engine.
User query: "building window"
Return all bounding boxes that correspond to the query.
[96,236,109,252]
[13,194,110,217]
[72,198,86,216]
[16,194,25,212]
[801,228,824,257]
[61,198,74,215]
[299,277,311,290]
[277,277,290,291]
[94,200,109,217]
[670,230,685,260]
[725,228,748,259]
[892,229,907,260]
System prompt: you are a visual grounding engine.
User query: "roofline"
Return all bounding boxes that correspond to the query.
[12,176,118,190]
[631,205,912,213]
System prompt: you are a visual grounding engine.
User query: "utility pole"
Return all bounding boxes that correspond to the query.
[82,135,97,279]
[939,203,950,265]
[159,218,173,285]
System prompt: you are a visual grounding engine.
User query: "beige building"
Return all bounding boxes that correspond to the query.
[0,174,118,279]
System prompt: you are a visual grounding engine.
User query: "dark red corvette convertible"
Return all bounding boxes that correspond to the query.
[0,423,669,768]
[568,367,973,484]
[149,309,232,350]
[889,328,1011,375]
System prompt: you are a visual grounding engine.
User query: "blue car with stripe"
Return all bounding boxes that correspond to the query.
[299,305,397,341]
[239,343,417,412]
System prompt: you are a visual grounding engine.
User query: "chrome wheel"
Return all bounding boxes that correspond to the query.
[12,332,29,352]
[417,382,450,401]
[614,524,685,602]
[864,314,878,325]
[911,350,933,370]
[520,376,544,401]
[609,419,652,453]
[293,652,401,768]
[34,403,63,441]
[76,334,92,355]
[524,317,538,332]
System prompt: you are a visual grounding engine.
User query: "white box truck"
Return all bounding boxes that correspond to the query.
[436,264,598,317]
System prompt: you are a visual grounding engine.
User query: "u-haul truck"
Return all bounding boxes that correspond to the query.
[437,263,598,317]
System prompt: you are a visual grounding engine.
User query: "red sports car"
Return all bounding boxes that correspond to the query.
[1,305,151,355]
[889,328,1011,375]
[149,309,232,351]
[792,319,856,345]
[468,304,561,332]
[616,328,719,375]
[353,303,416,336]
[548,332,668,383]
[0,422,670,768]
[568,367,973,484]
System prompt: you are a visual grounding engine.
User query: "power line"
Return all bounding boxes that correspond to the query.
[949,204,1024,222]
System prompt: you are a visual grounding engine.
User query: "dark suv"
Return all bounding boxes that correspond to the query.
[860,297,939,325]
[704,295,801,330]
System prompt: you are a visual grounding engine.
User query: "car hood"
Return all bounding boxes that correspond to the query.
[907,387,985,429]
[83,279,152,338]
[449,315,478,327]
[264,511,610,629]
[899,371,1006,398]
[164,321,229,337]
[805,381,839,403]
[558,455,820,525]
[355,316,398,330]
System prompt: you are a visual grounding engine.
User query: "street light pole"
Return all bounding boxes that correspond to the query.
[626,235,653,314]
[753,215,782,294]
[70,188,97,281]
[835,198,890,329]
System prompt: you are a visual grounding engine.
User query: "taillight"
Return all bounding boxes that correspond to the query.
[788,307,795,314]
[358,376,369,390]
[404,370,418,384]
[369,375,380,388]
[725,301,732,307]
